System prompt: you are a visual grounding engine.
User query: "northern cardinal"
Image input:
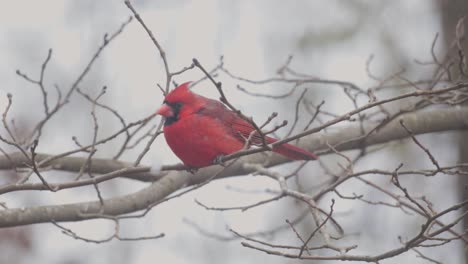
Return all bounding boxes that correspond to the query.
[156,82,318,167]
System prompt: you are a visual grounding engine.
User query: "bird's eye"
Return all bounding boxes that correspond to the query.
[172,102,182,110]
[164,101,182,111]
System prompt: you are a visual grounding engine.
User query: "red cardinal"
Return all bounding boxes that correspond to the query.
[156,82,318,168]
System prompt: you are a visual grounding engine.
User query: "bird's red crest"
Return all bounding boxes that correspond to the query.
[164,82,192,104]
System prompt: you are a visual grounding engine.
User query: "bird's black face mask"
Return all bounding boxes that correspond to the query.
[162,101,182,126]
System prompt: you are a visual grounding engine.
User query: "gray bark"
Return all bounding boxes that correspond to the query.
[0,107,466,227]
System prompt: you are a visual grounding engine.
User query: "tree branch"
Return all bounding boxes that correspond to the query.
[0,107,466,227]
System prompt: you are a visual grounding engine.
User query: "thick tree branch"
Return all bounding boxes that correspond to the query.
[0,170,189,227]
[0,107,466,227]
[1,107,467,183]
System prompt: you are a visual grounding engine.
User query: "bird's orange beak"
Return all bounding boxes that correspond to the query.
[156,104,174,117]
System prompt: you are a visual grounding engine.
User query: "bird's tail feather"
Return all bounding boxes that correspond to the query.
[266,137,318,160]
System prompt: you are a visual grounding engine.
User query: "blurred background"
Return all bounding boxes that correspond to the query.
[0,0,466,263]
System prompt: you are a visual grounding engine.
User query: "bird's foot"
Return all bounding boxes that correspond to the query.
[185,167,198,174]
[213,155,226,167]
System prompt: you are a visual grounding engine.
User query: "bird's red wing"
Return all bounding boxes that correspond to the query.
[216,110,319,160]
[196,99,266,146]
[197,98,318,160]
[228,117,267,146]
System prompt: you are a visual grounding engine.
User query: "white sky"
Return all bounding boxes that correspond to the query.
[0,1,462,264]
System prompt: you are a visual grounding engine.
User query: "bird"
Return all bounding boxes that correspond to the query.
[155,82,318,168]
